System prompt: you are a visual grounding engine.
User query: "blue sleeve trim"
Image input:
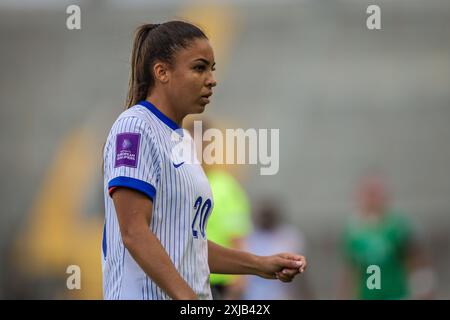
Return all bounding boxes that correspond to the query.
[108,176,156,201]
[102,222,107,259]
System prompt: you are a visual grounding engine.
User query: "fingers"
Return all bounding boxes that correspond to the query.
[298,256,307,273]
[275,267,304,283]
[280,268,299,279]
[261,253,308,283]
[275,271,294,283]
[279,253,308,273]
[279,253,304,261]
[281,257,305,270]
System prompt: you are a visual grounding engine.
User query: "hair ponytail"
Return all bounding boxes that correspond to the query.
[126,24,159,108]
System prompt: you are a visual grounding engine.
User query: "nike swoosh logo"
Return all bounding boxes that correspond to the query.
[173,162,185,168]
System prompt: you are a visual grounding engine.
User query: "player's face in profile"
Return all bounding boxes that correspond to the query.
[168,38,217,115]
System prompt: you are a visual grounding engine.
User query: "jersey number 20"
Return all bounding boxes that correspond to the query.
[191,196,212,239]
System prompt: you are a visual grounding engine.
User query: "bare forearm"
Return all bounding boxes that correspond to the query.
[208,240,262,276]
[123,229,196,300]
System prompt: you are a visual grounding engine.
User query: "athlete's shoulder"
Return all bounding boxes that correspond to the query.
[116,105,149,124]
[109,105,158,134]
[105,106,163,158]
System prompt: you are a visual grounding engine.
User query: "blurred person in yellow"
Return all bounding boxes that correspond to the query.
[206,169,252,299]
[184,118,252,300]
[338,172,436,299]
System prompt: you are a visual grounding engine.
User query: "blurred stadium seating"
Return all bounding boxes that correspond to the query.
[0,0,449,299]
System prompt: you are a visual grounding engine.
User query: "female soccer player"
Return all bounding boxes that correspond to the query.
[102,21,307,300]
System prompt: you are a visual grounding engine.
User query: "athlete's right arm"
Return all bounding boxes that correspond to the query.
[112,187,197,300]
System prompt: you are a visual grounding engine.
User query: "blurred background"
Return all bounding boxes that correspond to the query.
[0,0,449,299]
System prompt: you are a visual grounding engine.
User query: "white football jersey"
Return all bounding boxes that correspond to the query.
[102,100,213,300]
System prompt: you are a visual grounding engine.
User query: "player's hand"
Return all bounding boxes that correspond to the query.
[275,254,307,282]
[257,253,307,282]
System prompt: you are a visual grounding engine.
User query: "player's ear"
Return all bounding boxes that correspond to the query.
[153,61,170,84]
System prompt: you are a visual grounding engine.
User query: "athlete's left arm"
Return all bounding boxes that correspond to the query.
[207,240,307,282]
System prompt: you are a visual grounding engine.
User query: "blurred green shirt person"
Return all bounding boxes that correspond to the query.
[343,211,412,299]
[206,169,252,297]
[339,173,435,300]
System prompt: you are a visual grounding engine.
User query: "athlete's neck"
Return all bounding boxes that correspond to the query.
[146,93,184,127]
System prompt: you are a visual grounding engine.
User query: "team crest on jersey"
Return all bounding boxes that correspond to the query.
[115,133,140,168]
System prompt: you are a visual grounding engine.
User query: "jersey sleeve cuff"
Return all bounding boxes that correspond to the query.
[108,176,156,201]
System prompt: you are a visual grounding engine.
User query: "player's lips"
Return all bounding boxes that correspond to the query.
[200,97,210,104]
[200,92,212,104]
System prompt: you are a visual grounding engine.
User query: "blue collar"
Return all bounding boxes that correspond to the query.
[138,100,182,132]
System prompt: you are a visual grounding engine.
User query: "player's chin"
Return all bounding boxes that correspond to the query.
[192,101,208,114]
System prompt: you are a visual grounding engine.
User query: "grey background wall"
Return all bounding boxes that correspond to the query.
[1,0,449,298]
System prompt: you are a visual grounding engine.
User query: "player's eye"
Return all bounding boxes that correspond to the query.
[194,64,206,72]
